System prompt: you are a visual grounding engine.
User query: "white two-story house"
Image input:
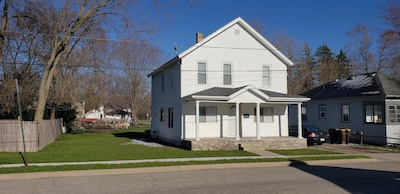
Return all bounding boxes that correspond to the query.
[148,17,310,150]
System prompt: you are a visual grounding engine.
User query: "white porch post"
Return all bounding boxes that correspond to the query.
[297,103,303,139]
[195,101,200,141]
[235,102,240,140]
[256,103,260,139]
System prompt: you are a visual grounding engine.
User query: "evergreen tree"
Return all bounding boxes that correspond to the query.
[315,44,338,85]
[335,49,351,77]
[288,44,316,94]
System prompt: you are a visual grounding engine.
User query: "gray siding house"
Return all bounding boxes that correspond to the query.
[290,72,400,145]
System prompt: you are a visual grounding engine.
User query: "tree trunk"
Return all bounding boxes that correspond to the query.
[34,45,62,121]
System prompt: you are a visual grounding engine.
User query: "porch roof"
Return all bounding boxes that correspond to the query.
[182,85,310,103]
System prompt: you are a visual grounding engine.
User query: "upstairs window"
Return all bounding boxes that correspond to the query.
[262,66,270,87]
[223,64,232,85]
[198,62,206,84]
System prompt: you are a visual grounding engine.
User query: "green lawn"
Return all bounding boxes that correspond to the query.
[0,125,371,174]
[0,126,256,165]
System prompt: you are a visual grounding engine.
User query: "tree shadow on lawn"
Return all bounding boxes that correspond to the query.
[112,131,145,140]
[112,131,178,148]
[289,160,400,193]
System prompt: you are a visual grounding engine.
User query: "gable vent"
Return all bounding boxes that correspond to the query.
[235,29,240,35]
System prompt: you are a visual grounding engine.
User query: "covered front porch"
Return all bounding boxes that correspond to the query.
[181,137,307,151]
[181,85,310,144]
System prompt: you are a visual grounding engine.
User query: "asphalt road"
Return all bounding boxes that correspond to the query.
[0,144,399,194]
[0,160,399,194]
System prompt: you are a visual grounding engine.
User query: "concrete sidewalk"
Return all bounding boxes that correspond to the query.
[1,143,395,181]
[2,143,393,168]
[0,154,290,168]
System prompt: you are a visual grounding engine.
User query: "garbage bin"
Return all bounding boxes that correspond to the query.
[338,128,351,144]
[328,129,337,144]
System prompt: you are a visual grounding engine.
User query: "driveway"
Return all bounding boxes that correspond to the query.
[309,143,400,162]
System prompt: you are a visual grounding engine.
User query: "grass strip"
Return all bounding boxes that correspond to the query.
[0,155,368,174]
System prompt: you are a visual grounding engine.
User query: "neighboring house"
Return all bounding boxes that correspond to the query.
[148,17,310,150]
[84,105,105,119]
[293,72,400,145]
[84,105,131,121]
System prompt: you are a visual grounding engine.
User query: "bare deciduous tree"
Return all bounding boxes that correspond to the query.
[346,24,375,74]
[378,0,400,76]
[111,39,161,126]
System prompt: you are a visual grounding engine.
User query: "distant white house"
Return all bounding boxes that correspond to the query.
[84,105,105,119]
[290,72,400,145]
[84,105,131,122]
[147,17,310,149]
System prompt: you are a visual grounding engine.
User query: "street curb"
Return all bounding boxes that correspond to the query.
[0,158,378,181]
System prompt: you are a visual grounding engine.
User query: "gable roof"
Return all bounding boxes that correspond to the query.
[148,17,292,77]
[301,72,400,100]
[183,85,309,102]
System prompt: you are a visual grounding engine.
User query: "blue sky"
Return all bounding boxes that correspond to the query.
[151,0,384,59]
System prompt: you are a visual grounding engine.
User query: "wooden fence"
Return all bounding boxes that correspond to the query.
[0,119,63,152]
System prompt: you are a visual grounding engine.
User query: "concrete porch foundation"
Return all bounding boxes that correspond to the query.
[181,137,307,151]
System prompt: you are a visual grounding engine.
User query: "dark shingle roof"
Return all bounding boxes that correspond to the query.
[191,86,246,97]
[301,72,400,100]
[378,73,400,97]
[259,89,306,98]
[185,85,308,100]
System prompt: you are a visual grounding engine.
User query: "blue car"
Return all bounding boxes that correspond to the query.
[289,125,330,146]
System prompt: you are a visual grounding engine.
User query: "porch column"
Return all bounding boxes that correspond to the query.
[235,102,240,140]
[297,103,303,139]
[195,101,200,141]
[256,103,260,139]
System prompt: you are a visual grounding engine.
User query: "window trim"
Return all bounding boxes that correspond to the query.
[319,104,326,119]
[198,62,207,84]
[160,108,165,122]
[388,105,400,123]
[341,104,350,123]
[168,107,173,128]
[223,63,232,85]
[364,103,383,124]
[262,65,270,87]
